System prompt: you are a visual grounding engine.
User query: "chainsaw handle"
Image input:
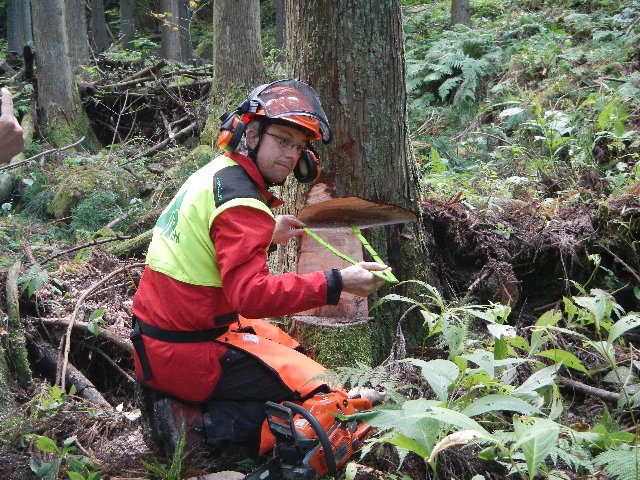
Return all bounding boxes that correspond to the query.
[283,401,337,479]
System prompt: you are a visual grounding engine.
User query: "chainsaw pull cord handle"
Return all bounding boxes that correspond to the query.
[283,401,338,479]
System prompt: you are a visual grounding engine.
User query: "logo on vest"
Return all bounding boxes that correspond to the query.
[242,334,259,345]
[216,177,223,203]
[155,190,186,242]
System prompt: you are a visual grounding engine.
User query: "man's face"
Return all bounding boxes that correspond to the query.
[248,123,308,185]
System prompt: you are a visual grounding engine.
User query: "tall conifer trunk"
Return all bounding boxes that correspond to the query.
[278,0,431,367]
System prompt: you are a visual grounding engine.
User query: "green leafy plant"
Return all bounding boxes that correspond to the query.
[27,435,101,480]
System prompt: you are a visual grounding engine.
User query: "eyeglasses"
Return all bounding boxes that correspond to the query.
[263,131,307,155]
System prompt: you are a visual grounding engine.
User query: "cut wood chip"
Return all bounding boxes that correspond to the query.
[427,430,482,462]
[298,197,417,229]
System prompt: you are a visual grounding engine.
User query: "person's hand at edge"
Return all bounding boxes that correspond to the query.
[0,88,24,165]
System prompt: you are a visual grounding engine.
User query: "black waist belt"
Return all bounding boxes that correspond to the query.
[130,313,235,381]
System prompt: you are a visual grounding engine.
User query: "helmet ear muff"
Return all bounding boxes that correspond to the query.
[216,111,247,152]
[294,145,321,183]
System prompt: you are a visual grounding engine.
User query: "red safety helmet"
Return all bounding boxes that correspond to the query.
[217,79,331,153]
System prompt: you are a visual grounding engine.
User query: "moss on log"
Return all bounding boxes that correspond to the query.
[291,320,373,369]
[6,261,32,389]
[106,229,153,258]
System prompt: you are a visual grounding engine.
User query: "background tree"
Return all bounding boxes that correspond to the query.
[90,0,110,53]
[212,0,265,96]
[451,0,471,26]
[7,0,22,55]
[160,0,181,61]
[31,0,97,148]
[120,0,135,49]
[201,0,266,146]
[279,0,431,367]
[65,0,90,73]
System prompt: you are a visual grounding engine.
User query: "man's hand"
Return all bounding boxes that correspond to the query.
[272,215,306,244]
[0,88,24,164]
[340,261,389,297]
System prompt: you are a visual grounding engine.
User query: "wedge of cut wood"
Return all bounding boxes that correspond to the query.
[297,196,416,229]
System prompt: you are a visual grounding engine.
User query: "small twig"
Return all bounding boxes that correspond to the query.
[81,342,135,383]
[597,244,640,284]
[557,375,620,402]
[0,136,86,173]
[58,263,144,391]
[119,59,167,83]
[626,15,640,36]
[123,121,198,163]
[40,236,133,264]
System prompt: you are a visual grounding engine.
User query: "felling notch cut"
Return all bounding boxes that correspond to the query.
[293,196,416,327]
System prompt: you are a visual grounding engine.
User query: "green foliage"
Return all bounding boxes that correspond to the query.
[594,447,640,480]
[18,265,49,298]
[406,26,504,107]
[140,433,186,480]
[70,192,119,234]
[27,434,101,480]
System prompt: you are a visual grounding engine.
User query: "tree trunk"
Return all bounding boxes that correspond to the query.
[201,0,266,146]
[21,0,34,47]
[90,0,110,53]
[212,0,265,95]
[451,0,471,26]
[279,0,431,367]
[120,0,135,49]
[160,0,183,62]
[179,0,193,64]
[7,0,23,55]
[65,0,91,73]
[32,0,98,149]
[275,0,285,60]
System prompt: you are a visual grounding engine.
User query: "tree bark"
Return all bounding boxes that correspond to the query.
[275,0,285,60]
[451,0,471,26]
[179,0,193,64]
[160,0,183,62]
[201,0,266,146]
[32,0,98,149]
[120,0,135,49]
[90,0,110,53]
[65,0,91,73]
[7,0,23,55]
[279,0,431,367]
[212,0,265,95]
[21,0,34,47]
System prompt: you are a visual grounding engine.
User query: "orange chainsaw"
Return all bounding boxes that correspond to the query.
[244,391,372,479]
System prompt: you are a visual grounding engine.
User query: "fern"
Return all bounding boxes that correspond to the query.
[405,26,504,106]
[594,447,640,480]
[318,361,403,403]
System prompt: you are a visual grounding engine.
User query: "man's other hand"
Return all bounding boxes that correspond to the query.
[272,215,306,244]
[340,261,388,297]
[0,88,24,164]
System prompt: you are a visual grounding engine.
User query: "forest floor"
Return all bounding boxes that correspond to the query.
[1,185,637,479]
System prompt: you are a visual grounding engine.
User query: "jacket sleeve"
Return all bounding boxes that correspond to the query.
[212,206,335,318]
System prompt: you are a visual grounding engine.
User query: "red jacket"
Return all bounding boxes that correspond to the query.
[132,153,338,402]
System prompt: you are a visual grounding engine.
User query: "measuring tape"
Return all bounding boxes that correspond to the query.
[302,223,398,284]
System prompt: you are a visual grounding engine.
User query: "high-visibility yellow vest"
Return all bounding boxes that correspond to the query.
[146,155,274,286]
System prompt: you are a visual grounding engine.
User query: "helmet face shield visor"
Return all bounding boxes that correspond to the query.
[250,79,331,143]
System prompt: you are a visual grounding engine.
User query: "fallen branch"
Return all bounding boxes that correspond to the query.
[58,263,144,391]
[40,317,133,354]
[6,261,33,389]
[27,333,112,409]
[557,375,620,402]
[0,136,86,173]
[124,121,198,162]
[41,235,133,264]
[120,59,167,83]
